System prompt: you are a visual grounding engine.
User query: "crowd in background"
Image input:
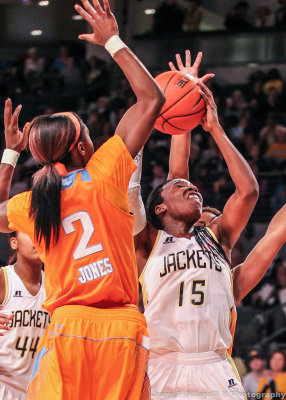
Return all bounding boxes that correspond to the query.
[0,39,285,393]
[150,0,286,34]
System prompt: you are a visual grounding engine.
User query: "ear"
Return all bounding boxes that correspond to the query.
[155,203,167,216]
[76,141,86,156]
[10,237,18,251]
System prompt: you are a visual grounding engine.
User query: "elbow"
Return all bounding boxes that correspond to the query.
[147,83,166,111]
[248,181,259,201]
[153,89,166,113]
[240,180,259,203]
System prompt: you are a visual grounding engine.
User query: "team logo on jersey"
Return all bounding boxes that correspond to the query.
[228,379,238,388]
[163,236,175,244]
[13,290,22,297]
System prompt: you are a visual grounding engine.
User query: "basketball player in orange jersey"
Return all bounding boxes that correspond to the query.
[133,53,260,399]
[0,99,48,400]
[0,0,165,398]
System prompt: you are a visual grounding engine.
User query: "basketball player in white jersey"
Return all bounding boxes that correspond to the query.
[0,98,49,399]
[134,53,259,399]
[0,231,49,400]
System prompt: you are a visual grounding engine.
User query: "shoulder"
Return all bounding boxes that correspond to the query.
[7,191,31,210]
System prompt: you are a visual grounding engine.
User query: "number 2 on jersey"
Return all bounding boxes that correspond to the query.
[62,211,103,260]
[178,279,206,307]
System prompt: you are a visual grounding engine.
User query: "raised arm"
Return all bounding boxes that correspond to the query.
[233,204,286,305]
[0,99,29,232]
[168,51,213,180]
[199,83,259,253]
[75,0,165,158]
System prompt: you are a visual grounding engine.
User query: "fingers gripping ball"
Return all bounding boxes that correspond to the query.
[154,71,206,135]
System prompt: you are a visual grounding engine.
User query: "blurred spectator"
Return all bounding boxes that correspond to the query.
[255,4,274,28]
[256,351,286,397]
[52,45,70,72]
[152,0,184,35]
[150,162,167,190]
[183,0,203,32]
[224,1,252,30]
[259,113,286,152]
[263,68,285,96]
[259,86,284,117]
[226,90,247,114]
[59,56,83,92]
[265,126,286,164]
[24,48,44,76]
[243,350,267,399]
[275,0,286,27]
[86,55,105,87]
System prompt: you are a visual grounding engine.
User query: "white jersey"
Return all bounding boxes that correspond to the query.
[0,265,50,393]
[140,228,237,356]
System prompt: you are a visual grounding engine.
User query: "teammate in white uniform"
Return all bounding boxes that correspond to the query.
[0,99,49,399]
[135,53,259,399]
[0,233,49,400]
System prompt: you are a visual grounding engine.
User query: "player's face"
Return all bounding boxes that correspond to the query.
[195,211,219,228]
[160,179,202,222]
[10,232,41,264]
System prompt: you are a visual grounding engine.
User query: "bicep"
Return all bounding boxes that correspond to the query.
[0,201,12,233]
[134,224,157,276]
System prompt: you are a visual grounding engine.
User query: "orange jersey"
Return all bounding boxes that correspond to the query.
[7,135,138,314]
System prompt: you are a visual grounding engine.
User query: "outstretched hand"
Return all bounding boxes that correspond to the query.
[169,50,214,83]
[4,98,30,153]
[75,0,118,46]
[198,81,220,133]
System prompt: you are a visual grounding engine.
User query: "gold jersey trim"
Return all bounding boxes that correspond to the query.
[139,230,162,309]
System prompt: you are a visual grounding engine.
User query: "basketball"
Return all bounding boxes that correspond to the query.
[154,71,206,135]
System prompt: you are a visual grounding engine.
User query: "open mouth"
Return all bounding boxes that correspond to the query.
[184,190,202,203]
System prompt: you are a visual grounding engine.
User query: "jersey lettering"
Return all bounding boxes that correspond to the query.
[62,211,103,260]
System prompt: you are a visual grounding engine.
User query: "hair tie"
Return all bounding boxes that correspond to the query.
[53,112,81,151]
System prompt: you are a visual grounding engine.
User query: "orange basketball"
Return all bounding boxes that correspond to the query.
[154,71,206,135]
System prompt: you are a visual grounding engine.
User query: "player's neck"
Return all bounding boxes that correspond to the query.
[163,219,194,239]
[14,257,42,288]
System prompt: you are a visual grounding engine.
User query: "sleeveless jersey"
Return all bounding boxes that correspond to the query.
[6,136,137,314]
[140,228,237,355]
[0,265,49,392]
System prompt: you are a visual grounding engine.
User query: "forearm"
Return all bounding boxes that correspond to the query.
[168,132,191,180]
[0,164,14,203]
[114,48,164,108]
[210,124,258,196]
[113,47,165,157]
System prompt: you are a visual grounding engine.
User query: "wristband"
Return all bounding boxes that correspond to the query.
[104,35,127,57]
[1,149,20,168]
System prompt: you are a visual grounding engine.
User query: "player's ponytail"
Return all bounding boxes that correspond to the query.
[28,113,84,251]
[30,163,62,251]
